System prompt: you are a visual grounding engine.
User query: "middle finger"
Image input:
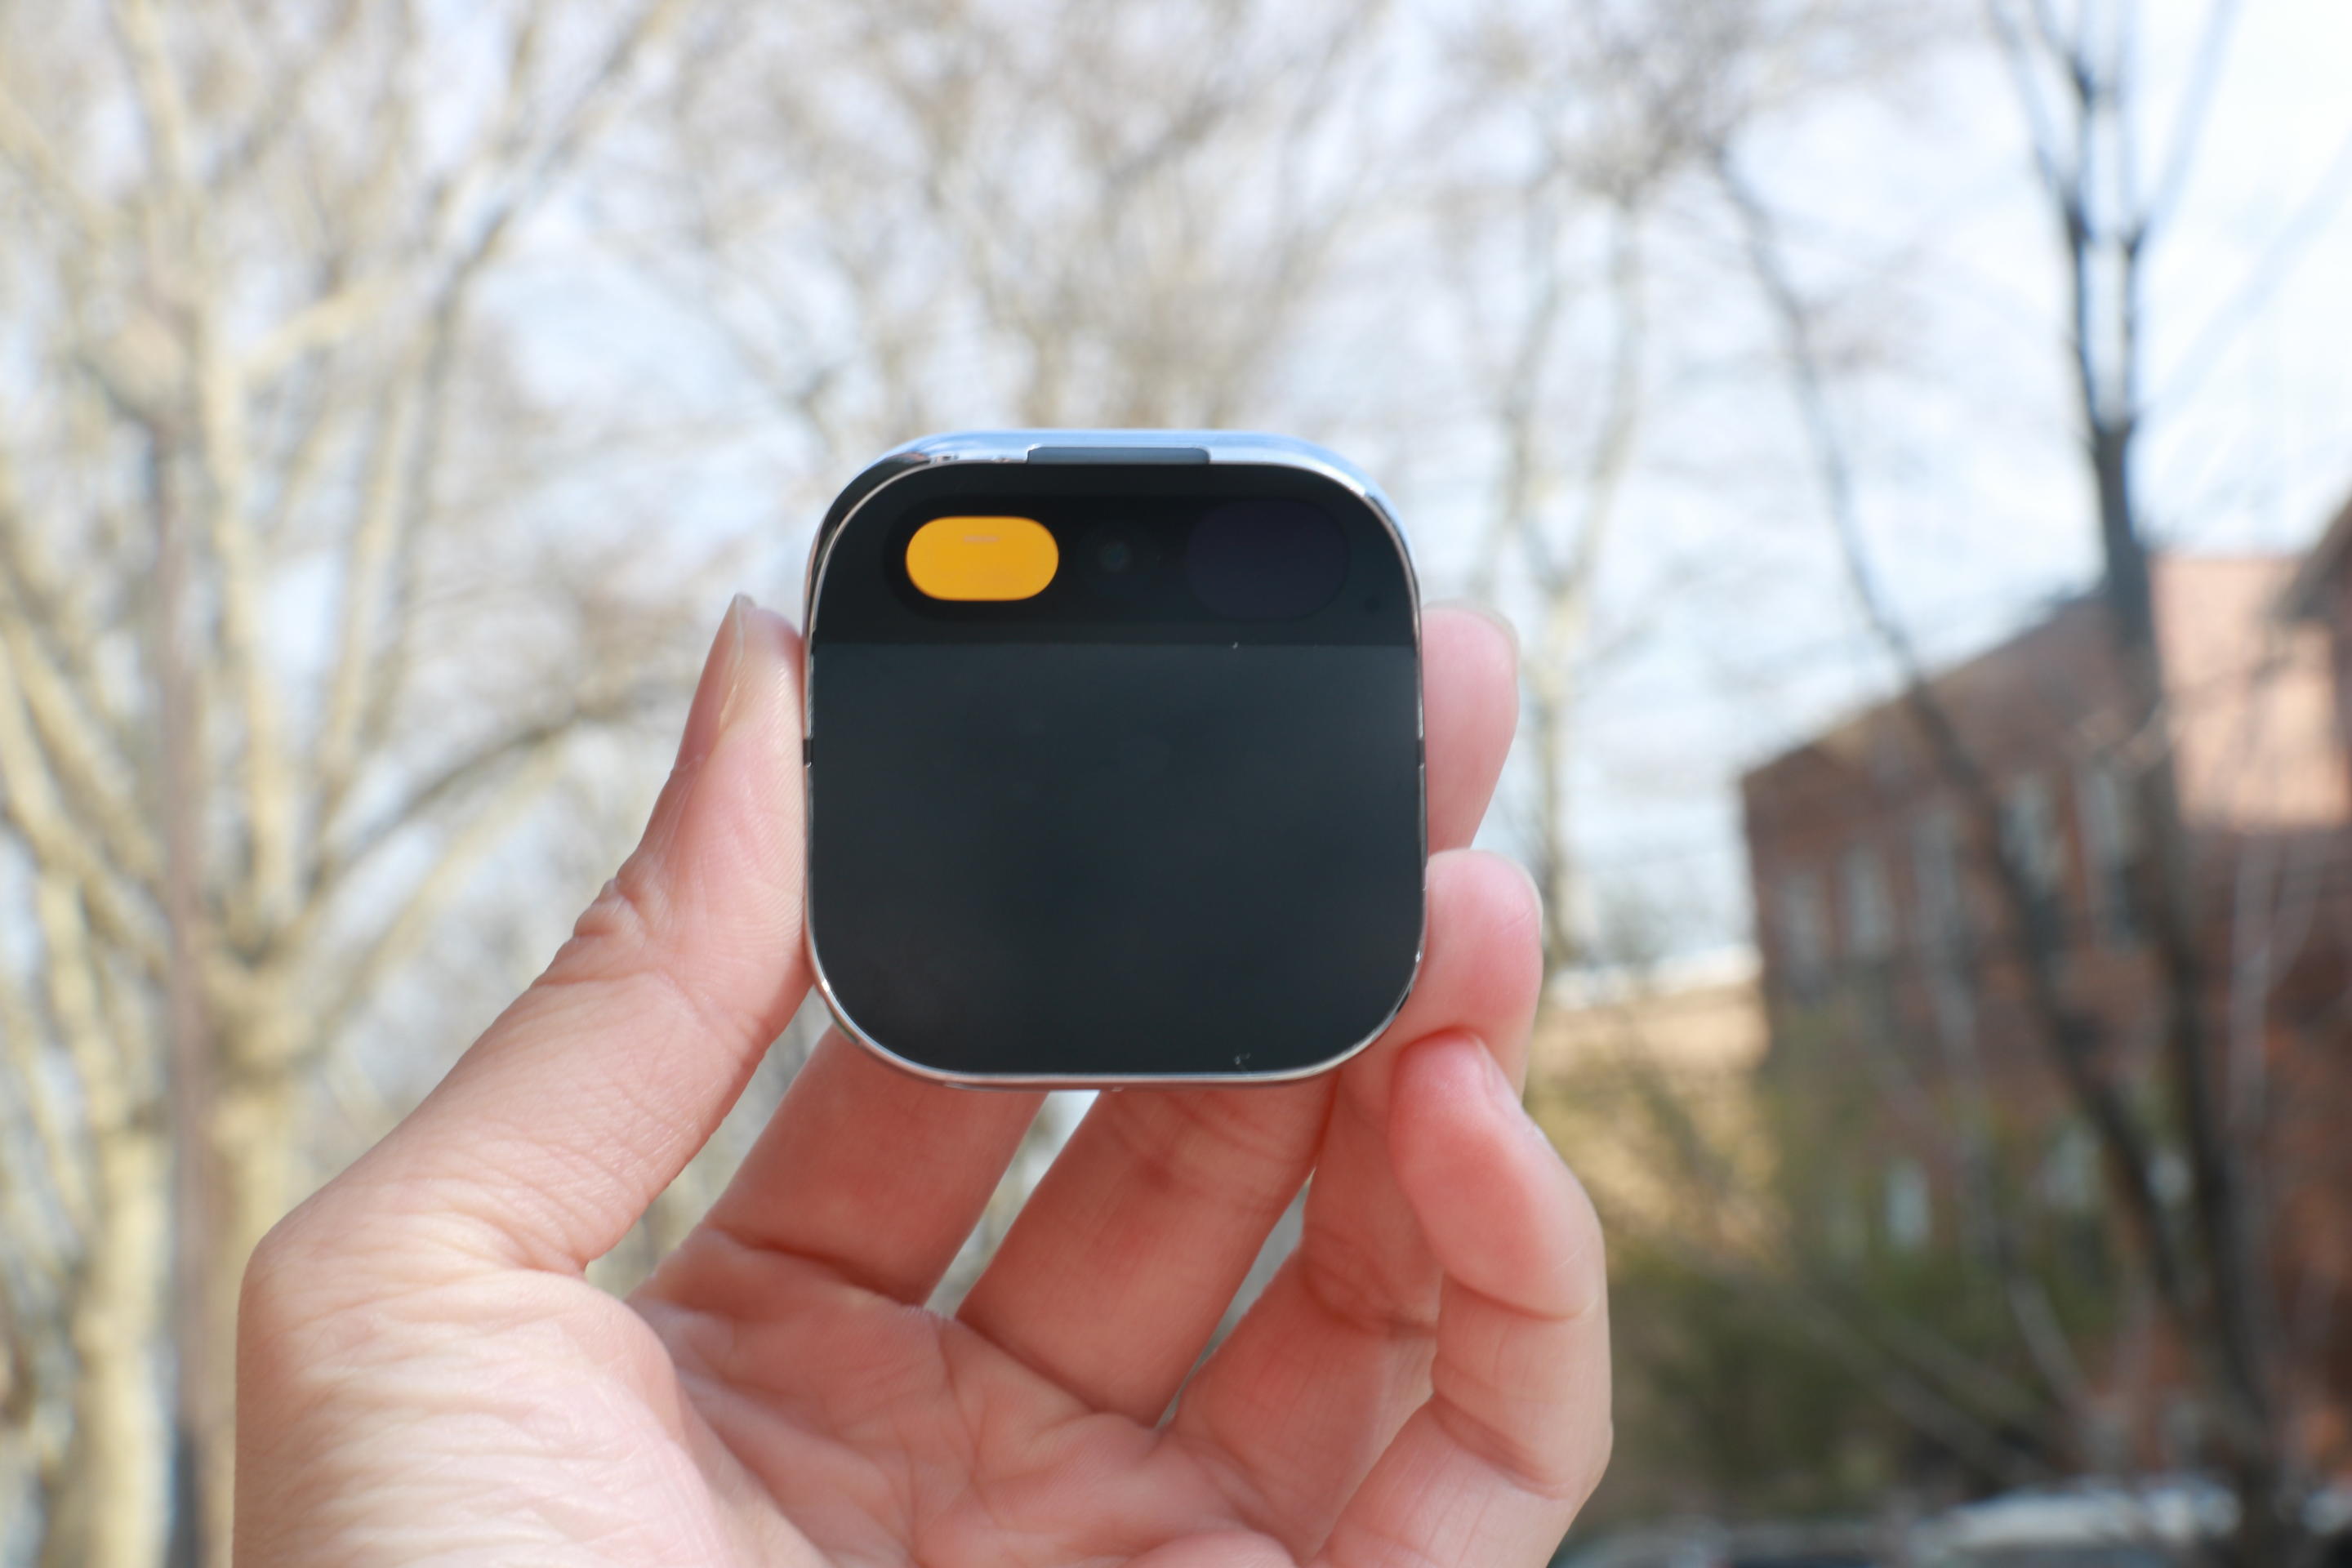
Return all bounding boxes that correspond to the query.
[954,851,1538,1422]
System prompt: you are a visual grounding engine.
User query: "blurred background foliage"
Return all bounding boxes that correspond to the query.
[1,1,2350,1564]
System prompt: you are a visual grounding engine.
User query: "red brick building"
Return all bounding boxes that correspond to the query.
[1740,550,2352,1471]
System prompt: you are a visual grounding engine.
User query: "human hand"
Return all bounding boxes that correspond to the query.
[235,597,1609,1566]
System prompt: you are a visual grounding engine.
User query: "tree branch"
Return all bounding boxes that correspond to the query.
[310,692,662,915]
[313,740,571,1047]
[2132,0,2241,243]
[1715,140,2191,1411]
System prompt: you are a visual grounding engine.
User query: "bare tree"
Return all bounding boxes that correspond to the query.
[1980,5,2314,1555]
[625,0,1399,479]
[0,5,709,1562]
[1704,2,2352,1556]
[1446,0,1934,978]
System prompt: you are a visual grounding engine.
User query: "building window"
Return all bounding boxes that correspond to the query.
[1913,808,1962,947]
[1912,808,1975,1049]
[2000,771,2067,946]
[1774,869,1829,1003]
[2151,1148,2193,1207]
[1842,842,1900,1047]
[2038,1123,2100,1214]
[1886,1158,1931,1251]
[2041,1122,2109,1284]
[1841,843,1895,960]
[2076,756,2138,947]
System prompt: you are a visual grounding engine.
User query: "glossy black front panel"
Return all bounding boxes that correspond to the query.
[806,461,1423,1080]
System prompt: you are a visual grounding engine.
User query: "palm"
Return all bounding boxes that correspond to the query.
[643,1254,1250,1561]
[236,604,1607,1567]
[275,1260,1254,1564]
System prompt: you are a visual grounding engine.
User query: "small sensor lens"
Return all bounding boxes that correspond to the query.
[1079,523,1158,599]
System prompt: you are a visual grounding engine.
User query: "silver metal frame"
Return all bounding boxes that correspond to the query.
[801,430,1427,1089]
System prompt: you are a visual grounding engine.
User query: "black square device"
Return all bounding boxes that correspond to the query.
[802,431,1425,1084]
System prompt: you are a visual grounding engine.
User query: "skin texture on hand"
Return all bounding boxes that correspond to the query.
[234,598,1611,1567]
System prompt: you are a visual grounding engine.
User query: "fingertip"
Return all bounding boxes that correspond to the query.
[675,595,752,772]
[710,598,804,755]
[1390,1031,1604,1324]
[1389,1030,1515,1151]
[1428,845,1541,919]
[1422,605,1521,851]
[742,597,804,658]
[665,595,804,801]
[1425,600,1521,680]
[1421,851,1545,1082]
[1427,849,1544,974]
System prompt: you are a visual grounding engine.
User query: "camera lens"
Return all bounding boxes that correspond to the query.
[1099,538,1134,573]
[1184,500,1347,620]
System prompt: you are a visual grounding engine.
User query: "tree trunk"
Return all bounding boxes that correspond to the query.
[45,1122,168,1568]
[201,1019,305,1566]
[2090,420,2287,1566]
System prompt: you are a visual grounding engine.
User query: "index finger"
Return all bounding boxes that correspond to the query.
[305,598,812,1273]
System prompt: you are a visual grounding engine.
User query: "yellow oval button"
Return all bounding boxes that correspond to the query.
[906,515,1058,600]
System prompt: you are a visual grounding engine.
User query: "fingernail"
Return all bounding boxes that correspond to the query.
[1417,1030,1519,1107]
[1477,1037,1523,1106]
[1443,1031,1529,1109]
[676,595,751,770]
[1428,598,1521,665]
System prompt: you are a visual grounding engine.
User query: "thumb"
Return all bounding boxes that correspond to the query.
[338,595,812,1271]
